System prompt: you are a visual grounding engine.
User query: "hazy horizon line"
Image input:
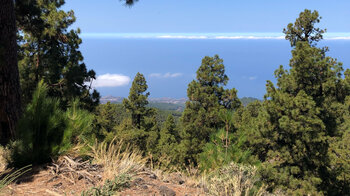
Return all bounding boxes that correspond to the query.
[80,32,350,40]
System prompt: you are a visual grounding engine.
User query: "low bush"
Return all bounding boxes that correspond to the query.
[11,81,95,166]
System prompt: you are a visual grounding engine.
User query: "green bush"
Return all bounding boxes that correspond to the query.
[12,81,95,166]
[199,128,257,171]
[13,81,65,165]
[60,99,95,153]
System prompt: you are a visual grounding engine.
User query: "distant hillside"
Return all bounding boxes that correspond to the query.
[148,97,187,105]
[100,96,124,104]
[240,97,261,106]
[100,96,259,110]
[148,102,185,112]
[100,96,186,111]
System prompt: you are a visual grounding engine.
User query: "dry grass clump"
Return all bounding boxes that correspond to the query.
[202,162,269,196]
[0,146,10,173]
[87,138,147,181]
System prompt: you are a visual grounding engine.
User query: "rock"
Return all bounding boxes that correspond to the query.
[169,173,185,185]
[130,177,145,187]
[141,185,148,189]
[159,185,176,196]
[52,182,62,188]
[149,173,157,179]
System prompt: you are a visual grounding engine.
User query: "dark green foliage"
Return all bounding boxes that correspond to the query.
[117,73,159,153]
[14,81,65,165]
[16,0,99,111]
[199,111,257,171]
[123,73,154,129]
[94,102,127,140]
[147,102,184,112]
[155,115,180,166]
[60,99,95,152]
[199,128,255,171]
[259,90,327,194]
[244,9,350,194]
[283,9,326,47]
[240,97,260,107]
[180,55,241,164]
[12,81,95,166]
[154,109,182,126]
[328,96,350,194]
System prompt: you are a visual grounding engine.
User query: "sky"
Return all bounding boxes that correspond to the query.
[62,0,350,98]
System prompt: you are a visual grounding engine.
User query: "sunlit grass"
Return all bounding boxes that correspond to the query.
[87,137,146,181]
[0,165,32,191]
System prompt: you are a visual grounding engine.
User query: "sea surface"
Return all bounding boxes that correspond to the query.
[80,38,350,99]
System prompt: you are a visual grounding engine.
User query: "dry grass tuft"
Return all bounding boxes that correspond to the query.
[87,138,147,181]
[202,162,269,196]
[0,146,10,173]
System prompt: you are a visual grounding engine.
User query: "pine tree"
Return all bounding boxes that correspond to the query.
[328,96,350,194]
[0,0,138,146]
[156,115,178,165]
[0,0,21,146]
[123,72,153,129]
[16,0,99,111]
[248,9,350,194]
[180,55,241,164]
[95,102,120,136]
[199,110,256,171]
[283,9,326,47]
[120,72,158,152]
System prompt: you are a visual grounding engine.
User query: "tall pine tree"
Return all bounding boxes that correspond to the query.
[120,72,158,152]
[16,0,99,111]
[180,55,241,164]
[247,9,350,194]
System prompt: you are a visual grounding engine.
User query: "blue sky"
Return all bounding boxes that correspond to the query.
[62,0,350,98]
[64,0,350,33]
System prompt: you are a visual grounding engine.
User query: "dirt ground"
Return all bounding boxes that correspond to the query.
[1,164,205,196]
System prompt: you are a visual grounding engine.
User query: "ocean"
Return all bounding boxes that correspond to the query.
[80,38,350,99]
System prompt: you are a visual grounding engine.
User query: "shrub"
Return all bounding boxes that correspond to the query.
[60,99,95,153]
[199,128,257,171]
[13,81,65,165]
[12,81,96,166]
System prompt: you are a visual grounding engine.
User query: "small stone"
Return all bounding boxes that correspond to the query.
[53,182,62,188]
[149,173,157,179]
[159,185,176,196]
[130,177,145,187]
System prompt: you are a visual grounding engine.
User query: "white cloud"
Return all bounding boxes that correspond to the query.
[157,35,209,39]
[325,36,350,40]
[215,36,284,40]
[92,73,130,87]
[242,76,257,80]
[149,72,183,78]
[248,76,257,80]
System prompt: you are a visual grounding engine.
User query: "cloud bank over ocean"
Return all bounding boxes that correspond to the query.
[81,32,350,40]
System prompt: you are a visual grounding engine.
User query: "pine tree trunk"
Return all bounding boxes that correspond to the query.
[0,0,21,145]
